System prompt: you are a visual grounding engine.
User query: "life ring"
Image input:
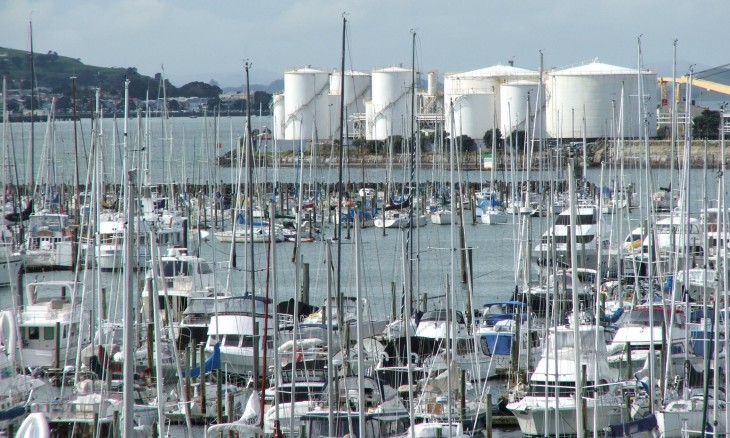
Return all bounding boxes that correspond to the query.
[35,229,53,237]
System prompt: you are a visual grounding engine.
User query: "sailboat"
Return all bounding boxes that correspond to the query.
[479,97,508,225]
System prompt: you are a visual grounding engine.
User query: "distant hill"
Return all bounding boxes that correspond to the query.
[221,78,284,95]
[0,46,221,99]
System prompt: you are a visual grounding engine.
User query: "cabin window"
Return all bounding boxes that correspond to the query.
[199,262,213,275]
[63,326,68,339]
[241,336,256,348]
[457,339,474,355]
[479,337,490,355]
[224,335,240,347]
[44,327,55,341]
[28,327,39,340]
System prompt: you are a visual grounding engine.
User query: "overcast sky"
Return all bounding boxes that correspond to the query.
[0,0,725,88]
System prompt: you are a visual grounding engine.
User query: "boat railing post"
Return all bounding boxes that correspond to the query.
[216,368,223,424]
[200,342,206,417]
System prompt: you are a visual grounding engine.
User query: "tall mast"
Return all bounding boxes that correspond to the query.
[28,19,36,193]
[244,61,258,387]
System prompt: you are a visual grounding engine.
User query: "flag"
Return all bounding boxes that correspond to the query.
[183,342,220,378]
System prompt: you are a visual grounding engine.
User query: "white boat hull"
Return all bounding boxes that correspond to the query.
[480,210,508,225]
[508,395,625,437]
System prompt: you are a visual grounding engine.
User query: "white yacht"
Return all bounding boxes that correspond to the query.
[507,325,627,436]
[17,281,85,370]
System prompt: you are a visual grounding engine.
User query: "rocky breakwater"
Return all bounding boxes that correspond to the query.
[591,139,728,168]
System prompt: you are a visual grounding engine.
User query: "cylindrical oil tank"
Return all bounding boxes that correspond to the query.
[444,64,538,143]
[545,61,657,139]
[330,70,371,139]
[370,66,412,140]
[284,67,331,140]
[427,71,439,96]
[271,93,285,141]
[500,80,538,136]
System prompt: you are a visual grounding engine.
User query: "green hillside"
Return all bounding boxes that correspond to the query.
[0,46,221,100]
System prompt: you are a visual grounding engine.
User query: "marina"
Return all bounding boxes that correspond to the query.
[1,22,730,438]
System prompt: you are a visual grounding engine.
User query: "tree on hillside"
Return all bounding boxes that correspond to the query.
[693,109,720,139]
[178,81,222,98]
[483,128,503,150]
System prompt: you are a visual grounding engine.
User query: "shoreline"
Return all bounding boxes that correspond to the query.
[217,139,728,170]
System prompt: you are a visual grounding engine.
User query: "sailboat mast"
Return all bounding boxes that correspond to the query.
[244,61,259,386]
[121,77,136,438]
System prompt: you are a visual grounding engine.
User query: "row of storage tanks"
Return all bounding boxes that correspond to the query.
[272,60,657,143]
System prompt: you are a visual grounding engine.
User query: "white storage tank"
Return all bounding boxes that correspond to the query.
[545,60,657,139]
[284,67,331,140]
[444,64,538,143]
[447,93,495,142]
[369,66,412,141]
[330,70,371,139]
[500,80,538,136]
[271,93,285,141]
[427,71,438,96]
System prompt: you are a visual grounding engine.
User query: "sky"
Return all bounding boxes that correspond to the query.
[0,0,726,89]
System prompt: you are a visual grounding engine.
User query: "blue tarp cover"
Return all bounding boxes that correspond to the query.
[481,332,512,355]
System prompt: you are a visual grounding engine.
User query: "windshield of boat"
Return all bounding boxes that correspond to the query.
[616,307,684,327]
[554,211,595,225]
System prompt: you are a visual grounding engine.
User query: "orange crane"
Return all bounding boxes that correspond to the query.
[658,76,730,101]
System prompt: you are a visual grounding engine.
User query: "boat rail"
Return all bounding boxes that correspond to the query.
[18,303,75,323]
[30,401,116,422]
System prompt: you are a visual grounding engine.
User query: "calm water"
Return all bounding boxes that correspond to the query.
[4,115,728,436]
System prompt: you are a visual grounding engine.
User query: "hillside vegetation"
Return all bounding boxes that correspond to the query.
[0,46,221,100]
